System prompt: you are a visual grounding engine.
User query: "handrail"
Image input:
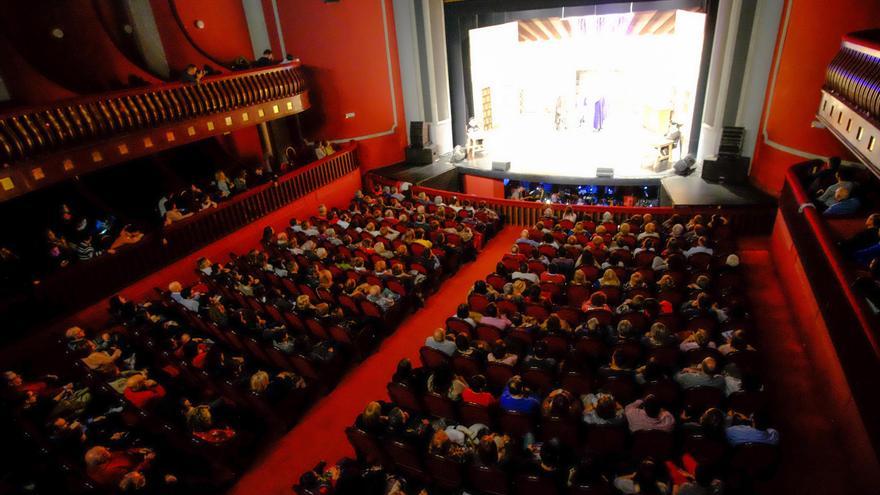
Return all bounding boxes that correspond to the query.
[784,163,879,355]
[0,144,360,341]
[0,63,307,164]
[368,174,775,235]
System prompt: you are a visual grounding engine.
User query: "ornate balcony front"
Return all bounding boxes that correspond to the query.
[0,63,310,201]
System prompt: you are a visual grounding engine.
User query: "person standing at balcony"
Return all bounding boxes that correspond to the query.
[180,64,205,84]
[254,49,276,67]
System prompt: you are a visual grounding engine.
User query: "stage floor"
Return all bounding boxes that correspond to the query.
[470,122,678,181]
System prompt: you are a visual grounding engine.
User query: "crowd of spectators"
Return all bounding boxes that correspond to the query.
[304,205,778,495]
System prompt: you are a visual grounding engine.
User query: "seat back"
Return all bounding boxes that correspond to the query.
[451,355,482,378]
[683,386,724,414]
[468,464,510,495]
[586,424,627,457]
[485,362,516,390]
[459,401,495,428]
[514,474,558,495]
[387,381,425,413]
[423,391,457,420]
[345,427,386,466]
[522,368,555,396]
[385,440,427,481]
[541,416,581,448]
[682,434,727,467]
[499,410,535,438]
[419,346,451,369]
[426,454,464,490]
[730,443,779,479]
[447,317,475,336]
[468,293,491,313]
[475,324,502,343]
[632,430,675,460]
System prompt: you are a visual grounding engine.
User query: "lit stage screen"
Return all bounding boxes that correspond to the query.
[466,9,706,179]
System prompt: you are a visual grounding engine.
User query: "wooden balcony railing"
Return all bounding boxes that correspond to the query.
[368,175,776,236]
[1,144,359,341]
[0,63,310,201]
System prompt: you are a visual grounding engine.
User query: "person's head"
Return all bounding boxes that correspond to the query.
[124,373,150,391]
[432,328,446,343]
[538,438,561,470]
[601,269,618,285]
[395,358,412,378]
[263,48,274,60]
[589,292,607,308]
[185,64,197,75]
[492,339,508,358]
[456,303,470,319]
[548,393,570,416]
[250,370,270,393]
[431,430,450,451]
[693,328,711,347]
[617,319,633,337]
[168,281,183,293]
[572,270,586,285]
[834,186,851,202]
[649,322,669,343]
[477,436,498,464]
[699,407,725,434]
[469,374,487,393]
[729,329,749,351]
[119,470,147,492]
[362,401,382,426]
[634,458,659,490]
[642,394,661,418]
[595,394,618,420]
[65,326,86,341]
[726,254,740,267]
[485,303,498,317]
[455,333,471,351]
[507,375,524,396]
[544,315,561,333]
[700,357,718,375]
[84,446,112,469]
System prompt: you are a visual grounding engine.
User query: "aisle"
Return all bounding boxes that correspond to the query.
[739,242,862,494]
[229,226,521,495]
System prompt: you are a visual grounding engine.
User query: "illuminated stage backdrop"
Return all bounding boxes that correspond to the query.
[468,10,706,179]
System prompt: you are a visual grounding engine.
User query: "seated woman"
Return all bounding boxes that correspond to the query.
[541,388,582,419]
[182,398,236,443]
[487,340,518,367]
[613,458,669,495]
[123,373,166,409]
[426,365,467,400]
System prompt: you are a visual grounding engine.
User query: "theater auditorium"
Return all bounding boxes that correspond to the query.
[0,1,878,494]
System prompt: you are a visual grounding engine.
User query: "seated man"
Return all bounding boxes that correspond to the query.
[823,187,861,216]
[424,328,457,356]
[725,411,780,446]
[816,168,855,207]
[624,394,675,432]
[674,357,726,390]
[499,376,540,414]
[168,281,199,312]
[840,213,880,252]
[84,445,155,489]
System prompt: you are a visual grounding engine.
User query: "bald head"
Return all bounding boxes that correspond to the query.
[701,357,718,375]
[433,328,446,343]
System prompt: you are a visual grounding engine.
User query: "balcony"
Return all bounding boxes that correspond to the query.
[0,63,310,201]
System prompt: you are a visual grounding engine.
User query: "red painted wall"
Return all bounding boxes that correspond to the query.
[276,0,407,171]
[150,0,224,77]
[0,0,160,99]
[169,0,256,63]
[750,0,880,194]
[464,175,505,198]
[219,127,265,164]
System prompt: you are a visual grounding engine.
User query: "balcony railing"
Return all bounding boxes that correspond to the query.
[368,175,776,236]
[1,144,359,342]
[0,63,310,200]
[780,161,880,451]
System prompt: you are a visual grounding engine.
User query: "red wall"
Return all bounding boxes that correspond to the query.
[464,175,505,198]
[150,0,223,76]
[750,0,880,194]
[0,0,160,100]
[169,0,256,63]
[276,0,407,171]
[220,127,265,164]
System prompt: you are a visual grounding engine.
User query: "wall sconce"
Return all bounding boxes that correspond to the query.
[194,19,206,29]
[50,28,64,39]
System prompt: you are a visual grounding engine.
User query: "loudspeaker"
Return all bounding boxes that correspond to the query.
[596,167,614,178]
[405,146,433,165]
[492,161,511,171]
[409,121,429,149]
[702,155,750,184]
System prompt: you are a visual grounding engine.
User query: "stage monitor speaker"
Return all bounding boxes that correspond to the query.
[702,155,750,184]
[409,121,429,149]
[406,146,433,165]
[492,161,511,172]
[596,167,614,178]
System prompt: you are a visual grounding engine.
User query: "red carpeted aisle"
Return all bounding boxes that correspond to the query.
[739,240,862,495]
[229,226,522,495]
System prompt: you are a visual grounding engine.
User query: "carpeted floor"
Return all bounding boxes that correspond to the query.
[739,242,866,494]
[228,226,523,495]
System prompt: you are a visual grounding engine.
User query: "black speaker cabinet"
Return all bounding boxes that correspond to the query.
[702,156,750,184]
[409,121,429,149]
[492,161,511,171]
[405,146,433,165]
